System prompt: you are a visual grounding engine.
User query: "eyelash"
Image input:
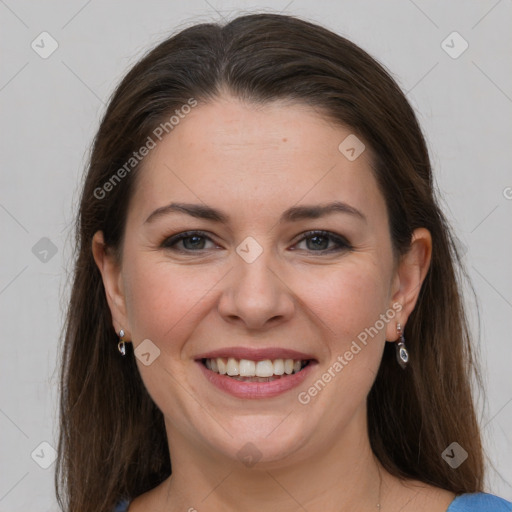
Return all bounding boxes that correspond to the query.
[160,230,353,254]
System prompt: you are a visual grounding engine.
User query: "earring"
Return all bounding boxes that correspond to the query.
[395,323,409,369]
[118,329,126,356]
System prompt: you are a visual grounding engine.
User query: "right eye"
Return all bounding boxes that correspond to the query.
[160,231,220,252]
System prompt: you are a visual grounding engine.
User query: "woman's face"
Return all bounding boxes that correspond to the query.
[97,96,425,467]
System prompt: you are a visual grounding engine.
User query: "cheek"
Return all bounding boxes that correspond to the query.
[298,264,390,408]
[293,259,391,344]
[291,260,392,426]
[122,254,226,349]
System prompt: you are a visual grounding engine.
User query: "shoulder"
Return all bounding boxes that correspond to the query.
[447,492,512,511]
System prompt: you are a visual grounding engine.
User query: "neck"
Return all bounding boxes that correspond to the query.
[162,412,385,511]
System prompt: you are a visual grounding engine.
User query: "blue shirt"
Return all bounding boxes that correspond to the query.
[114,492,512,511]
[447,493,512,511]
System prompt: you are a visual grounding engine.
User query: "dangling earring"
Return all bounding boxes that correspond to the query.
[118,329,126,356]
[395,323,409,369]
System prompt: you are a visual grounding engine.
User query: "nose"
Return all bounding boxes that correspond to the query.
[217,250,296,331]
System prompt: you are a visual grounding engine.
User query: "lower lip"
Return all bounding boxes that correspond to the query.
[196,360,316,399]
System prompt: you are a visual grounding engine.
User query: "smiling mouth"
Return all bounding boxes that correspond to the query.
[201,357,311,382]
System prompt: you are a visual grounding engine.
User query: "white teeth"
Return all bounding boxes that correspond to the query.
[255,360,274,377]
[226,357,239,376]
[217,358,227,374]
[273,359,284,375]
[204,357,308,377]
[239,359,256,377]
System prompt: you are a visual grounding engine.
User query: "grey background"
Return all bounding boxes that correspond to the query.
[1,0,511,509]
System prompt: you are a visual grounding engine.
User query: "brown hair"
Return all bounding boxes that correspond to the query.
[56,13,485,512]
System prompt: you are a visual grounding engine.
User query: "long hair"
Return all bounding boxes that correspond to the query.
[56,13,485,512]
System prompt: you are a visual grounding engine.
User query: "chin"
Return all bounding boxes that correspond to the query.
[201,414,314,467]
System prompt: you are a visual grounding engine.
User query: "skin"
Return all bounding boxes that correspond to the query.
[93,96,455,511]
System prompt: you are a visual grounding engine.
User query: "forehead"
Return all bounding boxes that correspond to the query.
[129,97,387,228]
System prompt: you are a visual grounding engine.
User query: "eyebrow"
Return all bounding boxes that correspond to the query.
[144,200,367,225]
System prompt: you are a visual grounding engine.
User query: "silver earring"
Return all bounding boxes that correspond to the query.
[118,329,126,356]
[395,323,408,369]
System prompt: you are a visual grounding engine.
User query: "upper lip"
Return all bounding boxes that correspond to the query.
[195,347,317,362]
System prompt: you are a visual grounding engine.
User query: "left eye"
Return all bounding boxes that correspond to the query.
[293,230,352,252]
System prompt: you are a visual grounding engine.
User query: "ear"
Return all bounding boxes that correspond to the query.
[92,231,130,337]
[385,227,432,341]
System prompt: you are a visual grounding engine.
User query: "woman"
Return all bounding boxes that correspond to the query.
[55,13,511,512]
